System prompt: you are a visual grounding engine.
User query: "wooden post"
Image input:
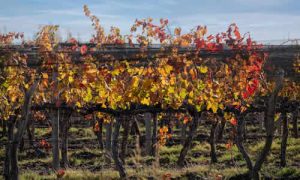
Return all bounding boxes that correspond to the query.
[280,112,288,167]
[144,113,152,155]
[51,109,60,170]
[105,120,113,163]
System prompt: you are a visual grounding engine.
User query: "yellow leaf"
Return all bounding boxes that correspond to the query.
[82,79,87,85]
[179,89,187,99]
[11,94,17,103]
[170,76,176,85]
[195,104,202,111]
[76,101,82,108]
[68,76,74,83]
[141,97,150,105]
[132,76,139,88]
[83,88,93,102]
[275,113,280,121]
[199,66,208,73]
[164,65,173,74]
[112,69,120,76]
[234,92,239,100]
[225,64,230,75]
[168,86,175,94]
[158,67,167,77]
[99,89,106,97]
[150,85,157,92]
[188,91,194,98]
[224,112,231,120]
[24,83,29,89]
[207,101,212,110]
[211,103,218,113]
[218,104,224,110]
[42,73,48,79]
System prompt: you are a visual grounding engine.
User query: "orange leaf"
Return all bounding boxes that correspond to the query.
[183,116,189,124]
[234,26,241,40]
[93,121,100,132]
[225,142,232,150]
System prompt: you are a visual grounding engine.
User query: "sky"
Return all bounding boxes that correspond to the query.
[0,0,300,43]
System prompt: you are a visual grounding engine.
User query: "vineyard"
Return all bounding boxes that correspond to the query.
[0,5,300,180]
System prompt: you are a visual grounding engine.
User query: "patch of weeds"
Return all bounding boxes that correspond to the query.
[159,145,182,155]
[275,167,300,178]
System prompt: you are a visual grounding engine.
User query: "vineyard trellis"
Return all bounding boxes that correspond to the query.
[0,5,300,180]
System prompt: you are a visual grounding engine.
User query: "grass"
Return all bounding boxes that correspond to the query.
[1,124,299,179]
[69,127,96,138]
[18,165,248,180]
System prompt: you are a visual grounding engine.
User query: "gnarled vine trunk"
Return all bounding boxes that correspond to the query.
[1,119,7,138]
[120,115,131,163]
[235,70,284,179]
[7,79,40,180]
[177,111,200,167]
[217,118,226,142]
[280,112,288,167]
[105,120,113,163]
[4,116,15,180]
[180,122,187,145]
[94,117,104,149]
[210,120,218,163]
[61,110,72,168]
[292,110,298,138]
[112,116,127,178]
[151,113,157,156]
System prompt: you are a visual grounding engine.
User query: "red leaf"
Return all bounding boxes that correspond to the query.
[230,118,237,126]
[68,38,77,44]
[247,36,252,49]
[207,34,214,41]
[85,114,93,120]
[242,91,250,99]
[80,45,88,55]
[248,64,260,73]
[252,79,259,87]
[206,42,217,51]
[245,78,259,96]
[195,38,205,49]
[57,169,65,178]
